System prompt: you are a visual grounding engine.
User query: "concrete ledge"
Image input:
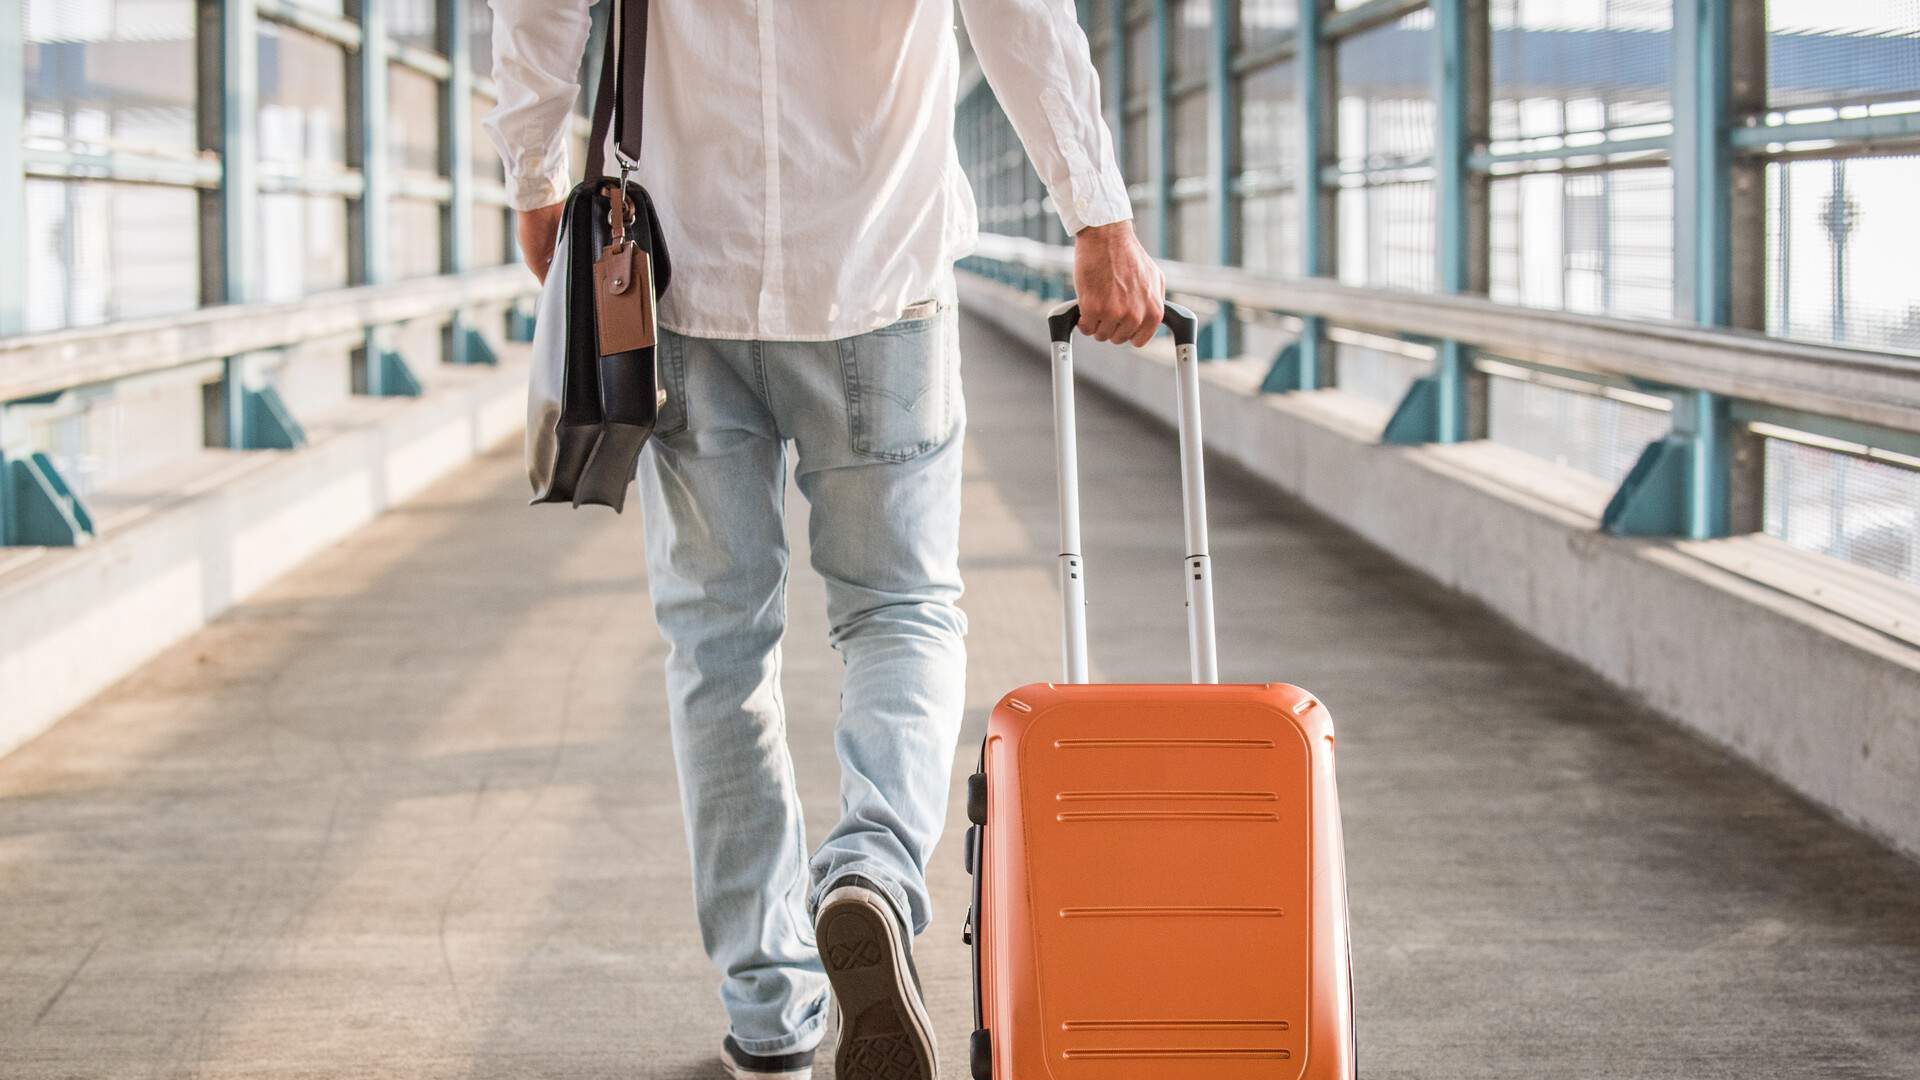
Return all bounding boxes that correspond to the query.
[0,352,529,758]
[961,273,1920,860]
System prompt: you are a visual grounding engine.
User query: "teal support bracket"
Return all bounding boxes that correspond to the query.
[1381,376,1442,445]
[1197,310,1239,361]
[364,348,423,396]
[221,358,308,450]
[243,385,308,450]
[0,452,94,547]
[450,321,500,366]
[1601,389,1732,538]
[507,305,537,343]
[1261,340,1307,393]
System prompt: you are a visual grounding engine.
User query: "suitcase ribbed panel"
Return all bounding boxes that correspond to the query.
[980,683,1343,1080]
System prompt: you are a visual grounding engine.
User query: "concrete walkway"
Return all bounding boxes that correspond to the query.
[2,311,1918,1079]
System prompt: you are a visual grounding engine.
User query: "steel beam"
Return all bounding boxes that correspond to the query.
[198,0,259,306]
[1272,0,1336,391]
[1199,0,1243,359]
[1151,0,1173,258]
[0,0,24,336]
[347,0,391,289]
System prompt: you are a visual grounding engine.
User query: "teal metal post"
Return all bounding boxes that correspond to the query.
[346,0,417,394]
[444,0,496,364]
[1604,0,1761,537]
[199,0,258,306]
[1384,0,1487,444]
[0,0,26,337]
[1151,0,1173,257]
[1270,0,1333,391]
[1108,0,1130,193]
[1198,0,1243,359]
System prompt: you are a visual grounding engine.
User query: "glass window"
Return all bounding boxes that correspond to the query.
[1488,167,1674,320]
[1338,180,1436,292]
[1767,0,1920,111]
[258,22,350,180]
[1766,155,1920,356]
[389,0,439,53]
[1174,195,1215,263]
[1241,189,1300,275]
[1240,0,1297,53]
[1239,60,1296,180]
[25,180,200,332]
[1764,437,1920,585]
[389,199,445,279]
[24,0,197,159]
[1169,0,1212,85]
[474,205,512,267]
[389,63,444,178]
[256,194,350,301]
[1336,10,1436,168]
[1489,0,1672,145]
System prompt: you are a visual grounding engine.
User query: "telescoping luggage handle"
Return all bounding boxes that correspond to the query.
[1045,300,1218,685]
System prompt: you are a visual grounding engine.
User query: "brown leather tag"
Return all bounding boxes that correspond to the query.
[593,242,656,356]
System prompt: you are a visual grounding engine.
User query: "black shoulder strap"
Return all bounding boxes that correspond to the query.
[584,0,647,181]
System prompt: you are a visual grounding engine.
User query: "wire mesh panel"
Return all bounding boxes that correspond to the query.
[256,195,350,300]
[1767,0,1920,110]
[24,180,200,333]
[1489,167,1674,319]
[1764,437,1920,585]
[1331,331,1432,410]
[259,22,349,178]
[1237,58,1297,273]
[1488,0,1672,145]
[1338,180,1436,291]
[1335,10,1437,292]
[1241,0,1297,50]
[24,0,198,159]
[1484,365,1672,486]
[1766,155,1920,356]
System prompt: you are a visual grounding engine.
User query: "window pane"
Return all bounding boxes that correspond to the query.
[1241,0,1297,52]
[1488,167,1674,320]
[1239,59,1296,179]
[389,198,445,279]
[472,93,504,182]
[1766,155,1920,356]
[1489,0,1672,144]
[1241,189,1299,275]
[468,0,494,79]
[389,0,439,53]
[389,63,444,178]
[25,179,199,332]
[256,194,350,300]
[258,23,349,178]
[24,0,197,159]
[1169,0,1212,85]
[1767,0,1920,110]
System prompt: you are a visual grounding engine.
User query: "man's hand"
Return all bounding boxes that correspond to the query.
[1072,220,1166,348]
[517,200,569,284]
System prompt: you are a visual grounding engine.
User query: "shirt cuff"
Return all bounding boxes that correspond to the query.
[505,163,574,213]
[1054,162,1133,236]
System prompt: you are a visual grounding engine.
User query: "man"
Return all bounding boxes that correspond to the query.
[485,3,1163,1078]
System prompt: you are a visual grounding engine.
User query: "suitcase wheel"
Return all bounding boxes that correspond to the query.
[966,773,987,826]
[969,1029,992,1080]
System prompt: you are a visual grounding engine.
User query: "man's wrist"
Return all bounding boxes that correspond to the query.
[1075,219,1135,245]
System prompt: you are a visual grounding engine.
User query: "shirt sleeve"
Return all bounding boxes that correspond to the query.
[955,0,1134,235]
[482,0,595,211]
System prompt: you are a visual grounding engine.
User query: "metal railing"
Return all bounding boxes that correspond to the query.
[966,231,1920,543]
[0,267,538,547]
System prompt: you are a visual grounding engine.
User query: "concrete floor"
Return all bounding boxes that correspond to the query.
[2,311,1918,1079]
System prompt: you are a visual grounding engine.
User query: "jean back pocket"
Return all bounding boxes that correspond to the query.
[839,307,956,462]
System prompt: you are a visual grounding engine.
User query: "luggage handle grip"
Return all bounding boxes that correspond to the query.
[1044,299,1218,685]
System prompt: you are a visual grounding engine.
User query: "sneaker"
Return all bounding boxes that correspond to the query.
[720,1034,814,1080]
[815,875,937,1080]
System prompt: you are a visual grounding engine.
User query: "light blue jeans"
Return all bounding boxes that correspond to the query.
[635,302,968,1056]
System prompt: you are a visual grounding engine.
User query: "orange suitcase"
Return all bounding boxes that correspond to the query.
[960,301,1355,1080]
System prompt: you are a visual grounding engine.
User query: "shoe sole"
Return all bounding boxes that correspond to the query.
[720,1059,811,1080]
[817,887,937,1080]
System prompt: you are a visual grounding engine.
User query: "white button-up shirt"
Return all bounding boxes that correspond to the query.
[483,0,1132,341]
